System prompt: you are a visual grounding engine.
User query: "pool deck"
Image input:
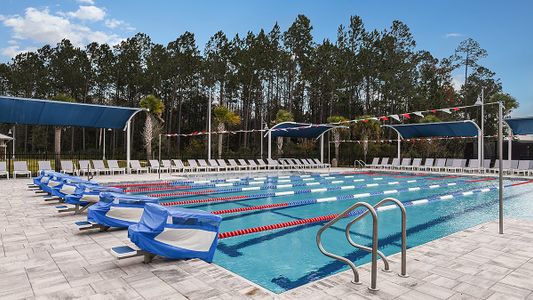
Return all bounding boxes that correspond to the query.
[1,170,532,299]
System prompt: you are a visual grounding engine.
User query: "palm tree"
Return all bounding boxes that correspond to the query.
[274,109,294,156]
[53,94,76,170]
[327,115,348,165]
[139,95,165,159]
[352,117,381,162]
[213,105,240,158]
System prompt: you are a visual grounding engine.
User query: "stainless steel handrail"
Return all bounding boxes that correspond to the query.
[353,160,366,169]
[316,202,379,291]
[345,197,408,278]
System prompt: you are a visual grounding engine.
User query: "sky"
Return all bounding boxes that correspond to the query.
[0,0,532,115]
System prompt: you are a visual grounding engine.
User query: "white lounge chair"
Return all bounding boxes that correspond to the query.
[149,160,168,173]
[92,160,111,175]
[247,159,261,170]
[463,159,480,173]
[228,159,247,171]
[0,161,8,179]
[130,160,149,173]
[313,158,330,168]
[197,159,216,171]
[217,159,234,171]
[162,160,174,172]
[255,159,270,170]
[172,159,190,172]
[429,158,447,172]
[107,160,126,174]
[445,159,466,173]
[418,158,434,171]
[404,158,422,171]
[378,158,390,169]
[514,160,532,176]
[60,160,76,175]
[368,158,380,168]
[187,159,205,172]
[13,161,31,178]
[207,159,222,171]
[387,158,400,169]
[237,159,252,170]
[79,160,95,175]
[399,158,412,170]
[267,158,285,170]
[38,161,53,172]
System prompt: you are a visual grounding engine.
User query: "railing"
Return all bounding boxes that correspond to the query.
[316,197,408,292]
[353,160,366,169]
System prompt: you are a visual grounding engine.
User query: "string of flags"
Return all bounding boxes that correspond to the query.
[163,129,267,137]
[333,134,499,144]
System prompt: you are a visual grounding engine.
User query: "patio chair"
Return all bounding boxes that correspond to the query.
[482,159,492,173]
[78,160,95,175]
[172,159,190,173]
[378,158,390,169]
[13,161,31,178]
[0,161,8,179]
[207,159,222,171]
[92,160,111,175]
[217,159,234,171]
[149,160,168,173]
[162,160,174,172]
[197,159,217,171]
[300,159,316,169]
[267,158,285,170]
[313,158,330,168]
[188,159,206,172]
[446,159,467,173]
[463,159,480,173]
[387,158,400,169]
[418,158,434,171]
[487,160,512,174]
[404,158,422,171]
[429,158,447,172]
[38,161,53,172]
[60,160,77,175]
[256,159,271,170]
[368,157,380,168]
[514,160,532,176]
[237,159,252,170]
[107,160,126,174]
[228,159,247,171]
[130,160,149,173]
[399,158,412,170]
[247,159,261,170]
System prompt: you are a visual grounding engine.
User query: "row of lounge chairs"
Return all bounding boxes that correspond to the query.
[135,158,330,173]
[366,157,533,175]
[0,157,329,178]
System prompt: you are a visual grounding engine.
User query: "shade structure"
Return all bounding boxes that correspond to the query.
[383,120,480,139]
[504,117,533,135]
[266,122,345,139]
[0,96,143,130]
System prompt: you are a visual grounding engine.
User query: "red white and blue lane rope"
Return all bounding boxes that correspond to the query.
[217,179,531,239]
[158,178,458,206]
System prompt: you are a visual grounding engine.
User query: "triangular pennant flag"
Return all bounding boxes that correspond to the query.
[413,111,424,117]
[431,109,437,113]
[402,113,411,119]
[361,119,369,123]
[441,108,451,114]
[390,114,401,122]
[452,107,460,111]
[379,116,389,121]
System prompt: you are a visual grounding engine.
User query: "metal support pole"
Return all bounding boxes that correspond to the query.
[477,129,482,168]
[320,135,324,163]
[102,128,106,160]
[397,133,401,160]
[207,92,212,160]
[498,102,504,234]
[158,134,161,180]
[12,125,15,159]
[126,121,131,174]
[260,128,263,159]
[481,88,484,164]
[508,133,512,163]
[268,131,272,160]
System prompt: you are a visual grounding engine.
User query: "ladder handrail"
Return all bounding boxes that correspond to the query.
[345,197,408,277]
[316,202,379,290]
[353,160,366,169]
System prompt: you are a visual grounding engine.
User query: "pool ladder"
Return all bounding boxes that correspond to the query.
[316,197,408,292]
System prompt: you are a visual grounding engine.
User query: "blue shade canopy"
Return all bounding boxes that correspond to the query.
[267,122,346,139]
[384,120,480,139]
[504,117,533,135]
[0,96,144,129]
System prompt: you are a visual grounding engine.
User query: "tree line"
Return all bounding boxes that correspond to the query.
[0,14,518,162]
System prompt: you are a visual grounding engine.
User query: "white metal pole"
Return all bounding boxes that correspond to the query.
[12,125,15,159]
[103,128,106,160]
[320,135,324,163]
[207,92,212,160]
[481,88,484,164]
[158,134,161,179]
[397,133,401,159]
[508,133,512,163]
[498,102,504,234]
[268,131,272,160]
[126,121,131,174]
[477,129,482,168]
[260,128,263,159]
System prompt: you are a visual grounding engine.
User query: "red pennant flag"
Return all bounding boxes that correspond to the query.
[361,119,369,123]
[379,116,389,121]
[452,107,460,111]
[402,113,411,119]
[431,109,437,113]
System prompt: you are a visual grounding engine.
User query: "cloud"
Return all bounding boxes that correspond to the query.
[445,33,464,38]
[67,5,105,21]
[105,18,135,31]
[77,0,95,4]
[1,43,37,57]
[1,7,122,53]
[451,75,463,91]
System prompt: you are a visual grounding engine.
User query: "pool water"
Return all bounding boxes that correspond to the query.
[139,171,533,293]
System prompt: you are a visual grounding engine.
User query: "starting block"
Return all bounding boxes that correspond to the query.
[74,221,109,231]
[111,246,154,263]
[43,196,61,202]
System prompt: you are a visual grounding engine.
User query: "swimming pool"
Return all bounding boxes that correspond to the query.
[130,171,533,293]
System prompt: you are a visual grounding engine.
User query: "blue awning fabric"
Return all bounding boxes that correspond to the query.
[267,122,346,139]
[0,96,143,129]
[384,120,480,139]
[504,117,533,135]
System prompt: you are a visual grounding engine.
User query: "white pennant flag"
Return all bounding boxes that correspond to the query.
[390,114,401,122]
[413,111,424,117]
[441,108,451,114]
